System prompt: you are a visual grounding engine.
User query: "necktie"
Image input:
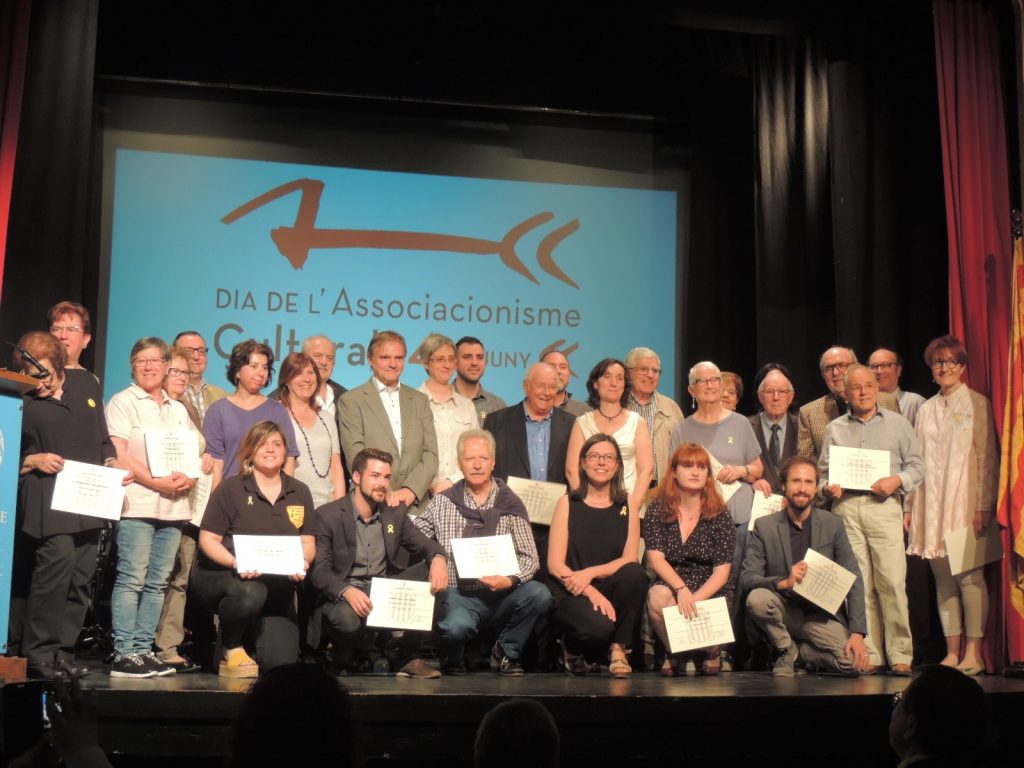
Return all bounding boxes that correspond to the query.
[769,423,781,469]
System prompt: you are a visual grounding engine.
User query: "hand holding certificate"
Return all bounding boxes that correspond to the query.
[145,428,201,477]
[792,548,857,616]
[51,460,129,521]
[945,525,1003,576]
[366,578,436,631]
[828,446,890,491]
[450,534,519,579]
[233,535,305,576]
[708,454,741,503]
[661,597,735,654]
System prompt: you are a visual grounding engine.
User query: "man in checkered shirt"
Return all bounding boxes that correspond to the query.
[414,429,552,675]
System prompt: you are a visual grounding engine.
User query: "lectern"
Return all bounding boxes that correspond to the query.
[0,370,39,662]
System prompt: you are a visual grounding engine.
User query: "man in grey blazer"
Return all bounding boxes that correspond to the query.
[338,330,438,515]
[748,363,798,493]
[741,455,869,677]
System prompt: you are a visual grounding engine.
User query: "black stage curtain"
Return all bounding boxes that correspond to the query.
[0,0,99,368]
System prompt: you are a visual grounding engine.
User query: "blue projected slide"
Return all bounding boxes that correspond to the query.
[104,150,677,401]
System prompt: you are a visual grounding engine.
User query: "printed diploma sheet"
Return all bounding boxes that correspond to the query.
[792,548,857,616]
[505,476,565,526]
[50,460,128,521]
[450,534,520,579]
[827,446,890,491]
[945,526,1003,576]
[232,535,304,576]
[748,493,784,530]
[366,578,435,631]
[661,597,735,654]
[145,428,201,477]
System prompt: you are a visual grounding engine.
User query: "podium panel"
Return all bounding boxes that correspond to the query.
[0,395,23,653]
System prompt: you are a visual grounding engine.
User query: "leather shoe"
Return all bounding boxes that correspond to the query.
[29,661,90,681]
[890,663,912,677]
[396,658,441,679]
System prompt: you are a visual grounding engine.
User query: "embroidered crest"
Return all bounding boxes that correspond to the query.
[387,524,395,534]
[287,505,305,528]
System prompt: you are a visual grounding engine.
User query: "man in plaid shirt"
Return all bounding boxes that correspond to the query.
[414,429,552,675]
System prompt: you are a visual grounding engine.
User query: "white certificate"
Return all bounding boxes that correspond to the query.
[792,548,857,616]
[662,597,735,654]
[366,577,436,631]
[748,493,785,530]
[505,476,566,526]
[450,534,520,579]
[945,526,1003,576]
[827,445,890,491]
[232,535,304,576]
[145,428,201,477]
[50,460,128,521]
[708,454,741,503]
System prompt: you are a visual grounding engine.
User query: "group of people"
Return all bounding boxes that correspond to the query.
[10,299,999,684]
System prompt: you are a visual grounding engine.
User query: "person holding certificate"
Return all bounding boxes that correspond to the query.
[277,352,345,508]
[13,332,123,680]
[905,336,998,676]
[309,448,448,678]
[204,339,298,488]
[192,421,315,678]
[105,337,201,678]
[548,434,646,678]
[643,443,736,676]
[565,358,653,516]
[819,364,924,676]
[414,429,552,676]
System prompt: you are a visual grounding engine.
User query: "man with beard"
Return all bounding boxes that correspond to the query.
[308,448,448,678]
[741,456,869,677]
[453,336,507,425]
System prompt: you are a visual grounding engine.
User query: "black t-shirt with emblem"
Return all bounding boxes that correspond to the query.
[198,471,313,571]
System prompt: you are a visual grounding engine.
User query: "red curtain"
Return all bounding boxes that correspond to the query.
[934,0,1018,664]
[0,0,31,301]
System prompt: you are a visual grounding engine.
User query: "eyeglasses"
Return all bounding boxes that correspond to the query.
[869,362,897,371]
[585,453,618,464]
[632,367,661,376]
[692,376,721,387]
[132,357,167,367]
[180,346,209,356]
[166,368,189,379]
[430,355,456,365]
[761,389,793,398]
[821,362,852,375]
[931,359,961,370]
[49,325,84,335]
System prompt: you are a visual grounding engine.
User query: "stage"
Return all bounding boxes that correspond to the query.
[80,668,1024,767]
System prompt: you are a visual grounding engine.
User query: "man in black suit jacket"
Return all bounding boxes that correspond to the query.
[485,362,575,486]
[309,448,447,678]
[748,364,798,493]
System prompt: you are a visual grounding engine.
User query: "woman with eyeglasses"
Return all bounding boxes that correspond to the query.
[152,348,215,670]
[276,352,345,508]
[13,332,125,680]
[105,337,203,678]
[905,335,998,676]
[416,333,479,496]
[644,443,736,676]
[566,358,653,515]
[204,339,298,489]
[669,361,769,594]
[548,434,646,677]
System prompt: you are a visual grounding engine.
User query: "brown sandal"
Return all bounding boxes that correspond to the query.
[609,645,631,679]
[699,652,721,676]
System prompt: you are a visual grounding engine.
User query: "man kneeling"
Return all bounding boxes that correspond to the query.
[740,456,870,676]
[414,429,552,675]
[309,448,448,678]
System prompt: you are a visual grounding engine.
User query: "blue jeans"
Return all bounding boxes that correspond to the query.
[111,519,183,655]
[437,581,552,664]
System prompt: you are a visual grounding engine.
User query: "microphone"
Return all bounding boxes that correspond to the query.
[2,340,51,379]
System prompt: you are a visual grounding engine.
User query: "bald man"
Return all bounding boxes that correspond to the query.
[540,350,588,418]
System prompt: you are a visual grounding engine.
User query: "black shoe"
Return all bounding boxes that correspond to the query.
[28,661,87,681]
[491,642,525,676]
[140,652,177,677]
[110,653,156,679]
[441,659,467,676]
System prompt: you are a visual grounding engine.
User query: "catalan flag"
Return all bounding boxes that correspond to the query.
[999,226,1024,659]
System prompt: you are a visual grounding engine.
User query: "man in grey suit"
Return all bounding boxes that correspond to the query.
[338,330,438,515]
[741,455,869,677]
[748,363,798,493]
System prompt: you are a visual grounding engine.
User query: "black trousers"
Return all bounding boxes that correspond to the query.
[190,568,298,671]
[552,561,648,660]
[20,530,101,669]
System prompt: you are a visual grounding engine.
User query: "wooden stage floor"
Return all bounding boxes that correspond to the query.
[79,668,1024,767]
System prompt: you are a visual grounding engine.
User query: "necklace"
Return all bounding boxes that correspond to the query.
[290,406,330,479]
[597,406,623,422]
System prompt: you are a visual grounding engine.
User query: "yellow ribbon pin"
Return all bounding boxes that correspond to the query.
[620,506,628,516]
[387,524,395,534]
[727,436,735,445]
[87,398,96,408]
[247,495,253,506]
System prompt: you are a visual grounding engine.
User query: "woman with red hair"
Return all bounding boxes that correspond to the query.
[643,442,735,676]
